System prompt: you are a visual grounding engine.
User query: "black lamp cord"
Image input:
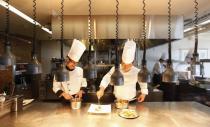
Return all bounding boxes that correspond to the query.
[193,0,199,58]
[168,0,172,65]
[60,0,64,61]
[5,0,10,47]
[88,0,93,62]
[32,0,37,57]
[115,0,119,69]
[141,0,147,66]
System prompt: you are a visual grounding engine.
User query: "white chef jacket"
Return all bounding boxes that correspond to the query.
[100,65,148,100]
[53,66,87,96]
[152,61,165,75]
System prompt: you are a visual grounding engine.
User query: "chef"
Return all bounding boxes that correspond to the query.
[152,53,166,86]
[96,40,148,102]
[53,39,87,100]
[175,50,193,80]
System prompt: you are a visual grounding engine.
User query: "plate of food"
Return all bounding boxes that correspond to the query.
[88,104,111,114]
[119,109,139,119]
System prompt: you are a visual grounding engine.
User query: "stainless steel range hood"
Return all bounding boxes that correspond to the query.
[52,15,183,39]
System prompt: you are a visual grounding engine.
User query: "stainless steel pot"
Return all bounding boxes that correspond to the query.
[70,98,81,109]
[115,99,129,109]
[11,95,23,112]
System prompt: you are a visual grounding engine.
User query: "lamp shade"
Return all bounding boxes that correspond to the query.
[162,64,176,82]
[26,56,42,74]
[54,62,69,82]
[138,65,150,83]
[0,45,16,66]
[111,68,124,86]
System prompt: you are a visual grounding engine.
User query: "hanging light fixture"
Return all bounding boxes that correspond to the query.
[162,0,176,83]
[0,0,16,67]
[138,0,150,83]
[26,0,42,74]
[110,0,124,86]
[83,0,97,80]
[54,0,69,82]
[191,0,200,76]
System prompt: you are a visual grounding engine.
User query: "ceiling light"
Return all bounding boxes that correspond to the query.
[184,19,210,33]
[0,0,52,34]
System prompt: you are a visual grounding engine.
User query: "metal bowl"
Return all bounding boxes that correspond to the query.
[115,99,129,109]
[70,98,81,109]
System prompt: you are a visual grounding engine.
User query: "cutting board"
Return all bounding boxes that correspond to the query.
[88,104,111,114]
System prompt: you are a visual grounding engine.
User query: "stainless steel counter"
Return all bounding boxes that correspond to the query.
[0,102,210,127]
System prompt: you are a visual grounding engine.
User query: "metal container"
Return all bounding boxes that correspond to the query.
[11,95,23,112]
[115,99,129,109]
[0,97,13,117]
[70,98,81,109]
[0,96,6,103]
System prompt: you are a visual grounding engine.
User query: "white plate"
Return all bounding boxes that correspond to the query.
[119,109,139,119]
[88,104,111,114]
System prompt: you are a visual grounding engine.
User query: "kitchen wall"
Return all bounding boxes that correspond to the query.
[0,37,41,63]
[40,32,210,79]
[40,40,116,79]
[142,32,210,78]
[40,40,71,79]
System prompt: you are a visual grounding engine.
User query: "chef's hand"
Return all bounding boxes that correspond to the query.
[96,87,105,99]
[137,94,146,102]
[75,90,84,99]
[61,92,73,100]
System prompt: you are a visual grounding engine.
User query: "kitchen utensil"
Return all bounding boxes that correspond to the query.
[97,98,101,109]
[128,97,137,102]
[115,99,129,109]
[71,98,81,109]
[11,95,23,112]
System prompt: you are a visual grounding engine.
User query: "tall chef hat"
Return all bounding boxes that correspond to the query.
[185,49,193,63]
[160,52,167,61]
[67,39,86,62]
[122,40,136,64]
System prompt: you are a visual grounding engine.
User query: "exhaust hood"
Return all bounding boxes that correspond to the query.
[52,15,183,39]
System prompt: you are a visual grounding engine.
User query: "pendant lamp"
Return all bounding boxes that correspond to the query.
[162,0,176,83]
[191,0,200,76]
[0,0,16,67]
[110,0,124,86]
[54,0,69,82]
[83,0,97,80]
[26,0,42,74]
[138,0,150,83]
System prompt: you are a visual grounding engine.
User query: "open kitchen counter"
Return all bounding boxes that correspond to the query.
[0,102,210,127]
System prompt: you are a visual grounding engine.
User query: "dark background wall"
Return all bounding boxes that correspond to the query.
[0,36,41,63]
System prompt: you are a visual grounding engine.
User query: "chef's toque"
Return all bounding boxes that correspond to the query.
[184,50,193,63]
[122,40,136,64]
[160,52,167,61]
[68,39,86,62]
